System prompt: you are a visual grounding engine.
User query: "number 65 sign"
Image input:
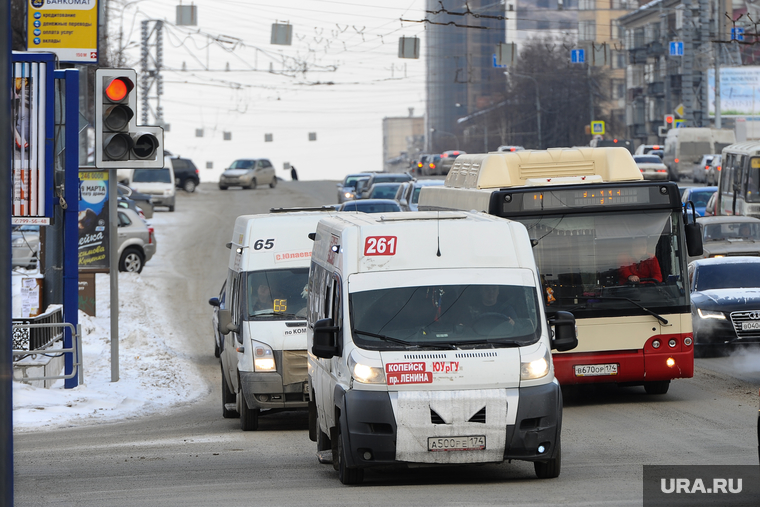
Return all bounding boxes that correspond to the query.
[364,236,397,256]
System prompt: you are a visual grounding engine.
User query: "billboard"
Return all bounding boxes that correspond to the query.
[26,0,98,64]
[708,67,760,116]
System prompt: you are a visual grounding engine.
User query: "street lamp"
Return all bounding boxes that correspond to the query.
[429,128,459,151]
[505,71,542,149]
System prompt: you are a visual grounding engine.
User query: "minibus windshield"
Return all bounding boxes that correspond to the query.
[349,284,541,350]
[246,268,309,320]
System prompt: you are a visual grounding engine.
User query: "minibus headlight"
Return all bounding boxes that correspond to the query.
[252,341,276,372]
[697,308,726,320]
[348,354,385,384]
[521,348,551,380]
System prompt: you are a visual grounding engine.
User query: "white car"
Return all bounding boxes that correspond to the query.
[130,167,176,212]
[692,154,716,183]
[633,155,668,181]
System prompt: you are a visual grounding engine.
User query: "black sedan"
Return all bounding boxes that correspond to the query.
[689,257,760,355]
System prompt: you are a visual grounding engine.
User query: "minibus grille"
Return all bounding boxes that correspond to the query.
[468,407,486,424]
[430,408,446,425]
[454,351,498,359]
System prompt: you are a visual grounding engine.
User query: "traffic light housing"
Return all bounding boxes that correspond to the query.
[664,114,674,127]
[95,69,164,169]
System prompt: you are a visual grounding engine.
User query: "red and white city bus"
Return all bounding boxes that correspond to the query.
[420,147,703,394]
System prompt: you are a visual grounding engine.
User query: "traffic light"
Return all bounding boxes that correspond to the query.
[664,114,674,128]
[95,69,164,169]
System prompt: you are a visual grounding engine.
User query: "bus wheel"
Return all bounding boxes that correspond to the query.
[644,380,670,395]
[239,392,259,430]
[534,439,561,479]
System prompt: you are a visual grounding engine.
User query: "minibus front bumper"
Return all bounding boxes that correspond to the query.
[337,381,562,469]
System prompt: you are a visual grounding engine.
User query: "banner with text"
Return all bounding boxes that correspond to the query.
[78,170,110,271]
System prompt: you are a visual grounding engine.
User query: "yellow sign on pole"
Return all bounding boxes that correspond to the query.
[27,0,99,64]
[591,121,605,135]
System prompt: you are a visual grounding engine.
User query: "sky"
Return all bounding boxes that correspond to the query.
[12,210,206,431]
[108,0,429,183]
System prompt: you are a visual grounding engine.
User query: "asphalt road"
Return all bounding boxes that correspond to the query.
[14,180,760,506]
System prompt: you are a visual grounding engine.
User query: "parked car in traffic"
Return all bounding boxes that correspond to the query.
[689,257,760,356]
[168,156,200,193]
[130,166,176,212]
[633,154,669,181]
[690,216,760,262]
[338,199,402,213]
[357,172,412,199]
[497,145,525,152]
[11,225,40,269]
[117,183,153,219]
[692,154,716,183]
[395,179,445,211]
[208,279,226,358]
[634,144,662,155]
[439,150,466,175]
[219,159,277,190]
[706,154,722,186]
[366,182,404,200]
[681,186,718,217]
[423,154,442,176]
[117,208,156,273]
[336,172,373,203]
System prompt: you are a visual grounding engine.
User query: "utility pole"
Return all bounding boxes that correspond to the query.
[683,0,695,126]
[700,0,711,126]
[140,20,164,127]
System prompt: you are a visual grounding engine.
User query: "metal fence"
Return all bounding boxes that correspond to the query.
[12,305,82,384]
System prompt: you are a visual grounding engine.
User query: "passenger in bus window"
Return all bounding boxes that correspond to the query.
[618,236,662,284]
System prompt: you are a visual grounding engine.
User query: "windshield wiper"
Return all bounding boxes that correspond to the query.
[353,329,459,350]
[577,295,668,325]
[252,312,302,319]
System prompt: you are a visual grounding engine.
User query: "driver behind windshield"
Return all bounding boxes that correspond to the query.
[618,236,662,285]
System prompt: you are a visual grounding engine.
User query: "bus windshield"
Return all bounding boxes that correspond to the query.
[245,268,309,320]
[515,210,688,316]
[349,284,541,350]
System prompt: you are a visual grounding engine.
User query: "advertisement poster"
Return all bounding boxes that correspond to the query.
[708,67,760,116]
[12,61,47,222]
[78,171,110,271]
[26,0,98,64]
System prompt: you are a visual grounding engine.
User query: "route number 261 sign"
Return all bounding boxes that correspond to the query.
[364,236,397,256]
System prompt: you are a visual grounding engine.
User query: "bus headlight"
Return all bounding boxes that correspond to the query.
[521,348,551,380]
[348,354,385,384]
[252,341,276,372]
[697,308,726,320]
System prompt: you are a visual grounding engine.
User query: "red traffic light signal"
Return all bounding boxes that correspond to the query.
[95,69,163,168]
[664,114,674,125]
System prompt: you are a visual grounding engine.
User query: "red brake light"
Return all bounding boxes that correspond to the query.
[148,227,154,244]
[441,153,449,158]
[653,145,660,149]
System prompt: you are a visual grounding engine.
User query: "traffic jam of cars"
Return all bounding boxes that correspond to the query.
[199,144,760,486]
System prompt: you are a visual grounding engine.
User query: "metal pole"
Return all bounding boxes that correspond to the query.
[683,0,695,126]
[588,64,594,123]
[1,0,15,499]
[109,172,119,381]
[714,0,723,128]
[536,86,542,150]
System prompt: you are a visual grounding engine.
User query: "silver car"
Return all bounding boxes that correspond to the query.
[219,159,277,190]
[117,208,156,273]
[395,179,445,211]
[690,216,760,263]
[633,155,669,181]
[11,225,40,268]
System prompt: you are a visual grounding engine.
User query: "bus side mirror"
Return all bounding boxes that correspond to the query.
[549,311,578,352]
[218,309,238,335]
[312,318,339,358]
[685,223,703,257]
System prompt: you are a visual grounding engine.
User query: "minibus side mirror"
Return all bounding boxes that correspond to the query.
[549,311,578,352]
[208,297,220,307]
[312,318,339,358]
[218,309,238,335]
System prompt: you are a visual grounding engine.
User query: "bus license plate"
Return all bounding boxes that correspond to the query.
[574,364,618,377]
[428,436,486,452]
[742,321,760,331]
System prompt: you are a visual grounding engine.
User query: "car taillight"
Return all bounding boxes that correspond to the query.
[195,168,199,175]
[717,165,721,171]
[417,162,423,168]
[430,163,436,169]
[148,227,154,244]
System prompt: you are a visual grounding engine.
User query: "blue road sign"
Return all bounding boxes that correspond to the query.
[571,48,585,64]
[492,54,506,68]
[669,41,684,56]
[731,27,745,41]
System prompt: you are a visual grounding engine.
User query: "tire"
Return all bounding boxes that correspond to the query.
[644,380,670,395]
[119,247,144,273]
[248,178,257,190]
[317,429,331,452]
[239,392,259,431]
[221,368,237,418]
[337,430,363,485]
[308,400,318,442]
[183,179,197,193]
[168,205,175,212]
[534,438,561,479]
[214,339,220,358]
[269,177,277,189]
[219,185,228,190]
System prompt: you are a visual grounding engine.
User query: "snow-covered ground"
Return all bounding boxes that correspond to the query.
[11,212,207,433]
